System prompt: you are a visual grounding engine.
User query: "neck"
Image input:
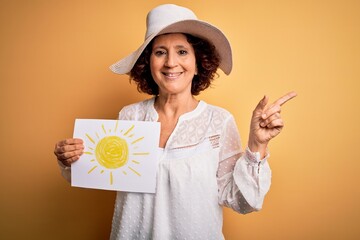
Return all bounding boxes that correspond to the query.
[154,93,198,118]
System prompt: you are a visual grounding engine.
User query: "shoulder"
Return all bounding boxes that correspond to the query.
[121,98,153,111]
[118,98,155,120]
[204,102,233,121]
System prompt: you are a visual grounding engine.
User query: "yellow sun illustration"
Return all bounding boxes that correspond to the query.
[83,121,149,185]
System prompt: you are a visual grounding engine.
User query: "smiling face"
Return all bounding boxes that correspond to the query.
[150,33,197,96]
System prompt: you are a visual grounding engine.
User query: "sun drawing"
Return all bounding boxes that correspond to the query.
[83,121,149,185]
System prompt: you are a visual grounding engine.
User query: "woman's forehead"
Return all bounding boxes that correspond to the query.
[152,33,191,47]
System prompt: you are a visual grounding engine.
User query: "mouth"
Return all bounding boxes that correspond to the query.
[162,72,183,79]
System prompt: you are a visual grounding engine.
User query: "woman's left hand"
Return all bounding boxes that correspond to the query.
[248,91,297,156]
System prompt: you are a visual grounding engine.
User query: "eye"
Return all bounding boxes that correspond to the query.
[178,50,188,55]
[153,50,166,56]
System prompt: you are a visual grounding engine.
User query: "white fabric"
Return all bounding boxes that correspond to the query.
[109,4,233,75]
[59,97,271,240]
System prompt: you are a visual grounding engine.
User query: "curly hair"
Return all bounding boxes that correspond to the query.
[129,34,220,96]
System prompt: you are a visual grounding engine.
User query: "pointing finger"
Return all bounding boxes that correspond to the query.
[274,91,297,106]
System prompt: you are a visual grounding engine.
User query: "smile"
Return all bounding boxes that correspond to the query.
[162,72,183,78]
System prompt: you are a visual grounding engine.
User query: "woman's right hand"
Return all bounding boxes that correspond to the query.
[54,138,84,167]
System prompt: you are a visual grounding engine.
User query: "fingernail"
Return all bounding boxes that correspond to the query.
[262,113,266,119]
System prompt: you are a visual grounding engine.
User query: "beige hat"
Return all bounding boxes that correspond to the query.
[110,4,232,75]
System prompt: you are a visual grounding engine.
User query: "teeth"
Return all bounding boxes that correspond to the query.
[165,72,181,77]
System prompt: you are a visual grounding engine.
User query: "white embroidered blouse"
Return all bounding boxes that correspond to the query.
[59,97,271,240]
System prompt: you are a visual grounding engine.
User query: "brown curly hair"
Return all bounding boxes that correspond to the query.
[129,34,220,96]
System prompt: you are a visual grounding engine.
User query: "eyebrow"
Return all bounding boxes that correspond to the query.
[152,44,190,50]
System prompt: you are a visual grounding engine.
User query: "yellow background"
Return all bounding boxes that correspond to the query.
[1,0,359,239]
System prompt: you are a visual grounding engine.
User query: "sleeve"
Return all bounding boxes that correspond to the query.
[118,103,139,120]
[118,107,129,120]
[217,115,272,214]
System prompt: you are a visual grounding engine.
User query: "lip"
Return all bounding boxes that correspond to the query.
[162,72,183,79]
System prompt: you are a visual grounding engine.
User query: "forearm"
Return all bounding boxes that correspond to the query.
[58,160,71,183]
[218,148,271,213]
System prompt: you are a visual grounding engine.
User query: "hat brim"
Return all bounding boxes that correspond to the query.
[110,20,232,75]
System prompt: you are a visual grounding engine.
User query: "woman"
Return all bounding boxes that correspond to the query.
[54,4,296,240]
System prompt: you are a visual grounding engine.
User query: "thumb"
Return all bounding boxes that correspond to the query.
[255,95,269,111]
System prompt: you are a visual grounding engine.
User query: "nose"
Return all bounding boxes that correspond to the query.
[164,51,178,68]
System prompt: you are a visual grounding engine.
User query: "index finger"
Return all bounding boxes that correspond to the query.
[274,91,297,106]
[58,138,83,147]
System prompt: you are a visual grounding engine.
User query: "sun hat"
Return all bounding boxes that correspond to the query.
[110,4,232,75]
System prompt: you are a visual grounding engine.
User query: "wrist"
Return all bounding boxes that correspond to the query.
[248,139,268,159]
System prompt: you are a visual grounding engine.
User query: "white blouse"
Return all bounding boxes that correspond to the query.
[59,97,272,240]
